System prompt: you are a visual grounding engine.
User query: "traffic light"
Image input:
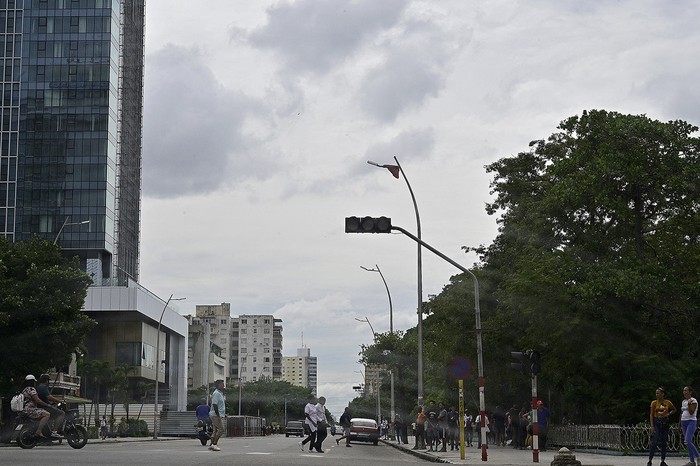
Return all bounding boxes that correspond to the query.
[510,351,530,374]
[530,351,541,375]
[510,350,542,376]
[345,216,392,233]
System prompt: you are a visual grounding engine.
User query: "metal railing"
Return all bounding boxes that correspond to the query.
[550,424,697,453]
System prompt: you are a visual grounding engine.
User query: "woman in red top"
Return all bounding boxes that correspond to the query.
[648,387,676,466]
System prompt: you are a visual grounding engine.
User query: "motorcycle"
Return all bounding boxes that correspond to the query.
[13,402,88,449]
[195,418,213,446]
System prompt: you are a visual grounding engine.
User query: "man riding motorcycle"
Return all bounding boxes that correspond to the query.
[37,374,66,435]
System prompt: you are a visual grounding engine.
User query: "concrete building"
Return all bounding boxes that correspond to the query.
[232,315,283,383]
[186,303,231,389]
[82,281,188,411]
[282,347,317,395]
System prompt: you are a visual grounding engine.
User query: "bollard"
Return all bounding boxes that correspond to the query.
[549,447,582,466]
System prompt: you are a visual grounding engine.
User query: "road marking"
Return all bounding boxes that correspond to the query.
[246,452,272,455]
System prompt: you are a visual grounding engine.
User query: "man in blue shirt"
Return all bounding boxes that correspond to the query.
[195,399,211,424]
[208,380,226,451]
[37,374,65,434]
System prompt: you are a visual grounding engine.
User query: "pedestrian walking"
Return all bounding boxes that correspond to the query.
[208,379,226,452]
[681,386,699,466]
[647,387,676,466]
[335,407,352,447]
[299,394,318,452]
[100,415,108,440]
[314,396,328,453]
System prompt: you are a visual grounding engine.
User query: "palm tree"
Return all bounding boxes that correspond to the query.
[80,359,113,427]
[109,363,134,425]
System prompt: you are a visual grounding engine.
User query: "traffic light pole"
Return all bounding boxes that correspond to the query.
[532,375,539,463]
[390,225,488,462]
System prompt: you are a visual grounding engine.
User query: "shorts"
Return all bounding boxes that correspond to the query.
[211,415,224,436]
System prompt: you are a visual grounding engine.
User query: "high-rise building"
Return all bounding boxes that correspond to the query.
[188,302,231,385]
[0,0,145,285]
[282,347,317,395]
[232,315,283,383]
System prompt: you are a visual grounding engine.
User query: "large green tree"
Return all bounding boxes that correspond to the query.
[475,110,700,423]
[360,110,699,425]
[0,236,94,393]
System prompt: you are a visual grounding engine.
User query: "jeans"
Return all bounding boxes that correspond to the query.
[649,418,670,460]
[682,419,699,461]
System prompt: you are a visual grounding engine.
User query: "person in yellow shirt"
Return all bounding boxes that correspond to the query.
[648,387,676,466]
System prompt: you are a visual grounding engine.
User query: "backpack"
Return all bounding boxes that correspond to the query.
[10,392,25,412]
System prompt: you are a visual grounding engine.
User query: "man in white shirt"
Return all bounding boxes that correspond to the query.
[314,396,328,453]
[299,394,317,452]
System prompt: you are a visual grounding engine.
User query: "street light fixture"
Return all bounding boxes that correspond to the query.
[345,216,488,461]
[360,265,393,333]
[53,217,90,245]
[367,157,424,408]
[153,294,185,439]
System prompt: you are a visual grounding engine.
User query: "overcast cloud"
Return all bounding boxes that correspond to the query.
[141,0,700,416]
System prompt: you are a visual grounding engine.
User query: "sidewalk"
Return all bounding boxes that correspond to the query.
[382,439,691,465]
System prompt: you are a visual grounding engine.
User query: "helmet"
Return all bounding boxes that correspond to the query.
[25,374,37,381]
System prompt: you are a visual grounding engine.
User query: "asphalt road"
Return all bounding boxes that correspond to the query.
[1,435,427,466]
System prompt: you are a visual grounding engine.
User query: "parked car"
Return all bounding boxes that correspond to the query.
[349,417,379,445]
[285,420,305,437]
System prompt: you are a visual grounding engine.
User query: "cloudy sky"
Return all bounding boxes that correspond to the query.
[139,0,700,416]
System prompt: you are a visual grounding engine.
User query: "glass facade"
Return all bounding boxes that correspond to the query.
[0,0,144,284]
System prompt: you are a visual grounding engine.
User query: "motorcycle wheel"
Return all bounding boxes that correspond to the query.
[17,426,37,449]
[198,430,209,446]
[66,425,88,449]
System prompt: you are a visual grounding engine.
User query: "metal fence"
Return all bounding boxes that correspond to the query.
[549,424,699,453]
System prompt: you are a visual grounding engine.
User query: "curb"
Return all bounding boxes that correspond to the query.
[380,439,449,463]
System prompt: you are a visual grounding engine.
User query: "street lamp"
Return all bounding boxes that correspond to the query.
[360,264,395,439]
[367,157,424,408]
[360,265,393,333]
[53,217,90,245]
[355,316,375,336]
[153,294,185,439]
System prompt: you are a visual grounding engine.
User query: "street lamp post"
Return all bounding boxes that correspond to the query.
[153,294,185,439]
[53,217,90,245]
[360,264,395,439]
[238,378,243,415]
[367,157,424,408]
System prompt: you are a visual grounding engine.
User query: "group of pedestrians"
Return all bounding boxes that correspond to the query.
[410,400,461,452]
[298,394,329,453]
[648,385,700,466]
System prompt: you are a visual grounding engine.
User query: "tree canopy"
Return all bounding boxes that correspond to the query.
[360,110,700,425]
[0,236,94,393]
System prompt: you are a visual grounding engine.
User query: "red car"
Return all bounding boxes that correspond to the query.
[349,418,379,445]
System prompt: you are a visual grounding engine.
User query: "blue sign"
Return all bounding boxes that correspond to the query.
[449,356,472,380]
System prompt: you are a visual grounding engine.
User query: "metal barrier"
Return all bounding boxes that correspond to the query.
[549,424,697,453]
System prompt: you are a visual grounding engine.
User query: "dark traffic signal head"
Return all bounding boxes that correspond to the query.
[510,351,530,374]
[530,351,541,375]
[510,350,542,376]
[345,216,392,233]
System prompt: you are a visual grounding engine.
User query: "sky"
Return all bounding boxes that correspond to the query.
[139,0,700,417]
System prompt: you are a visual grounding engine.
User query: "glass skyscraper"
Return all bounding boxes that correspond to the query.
[0,0,144,284]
